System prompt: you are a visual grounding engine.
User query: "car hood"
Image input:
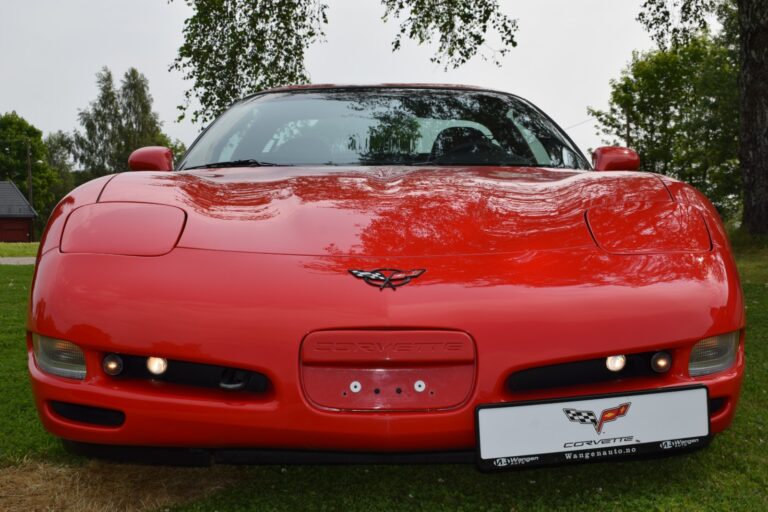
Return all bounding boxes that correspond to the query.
[99,166,672,257]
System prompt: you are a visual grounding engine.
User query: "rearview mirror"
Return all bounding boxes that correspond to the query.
[592,146,641,172]
[128,146,174,171]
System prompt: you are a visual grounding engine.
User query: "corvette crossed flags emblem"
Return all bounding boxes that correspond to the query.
[348,269,425,290]
[563,402,631,434]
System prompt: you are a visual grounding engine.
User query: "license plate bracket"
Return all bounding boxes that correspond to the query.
[476,386,710,470]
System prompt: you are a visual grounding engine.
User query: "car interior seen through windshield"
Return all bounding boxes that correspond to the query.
[181,88,589,170]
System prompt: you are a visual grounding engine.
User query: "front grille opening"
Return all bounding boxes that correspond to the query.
[106,354,270,393]
[50,401,125,427]
[507,351,669,393]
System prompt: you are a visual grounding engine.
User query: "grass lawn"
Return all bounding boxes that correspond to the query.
[0,242,39,258]
[0,245,766,511]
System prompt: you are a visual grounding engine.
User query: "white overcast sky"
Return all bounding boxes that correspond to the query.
[0,0,655,155]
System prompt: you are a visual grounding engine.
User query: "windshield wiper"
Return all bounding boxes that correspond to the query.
[411,157,536,167]
[184,159,284,170]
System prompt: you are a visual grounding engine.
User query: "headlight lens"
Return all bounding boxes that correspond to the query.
[32,334,86,380]
[587,202,711,254]
[688,332,739,377]
[60,202,185,256]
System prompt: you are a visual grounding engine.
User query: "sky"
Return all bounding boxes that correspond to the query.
[0,0,655,156]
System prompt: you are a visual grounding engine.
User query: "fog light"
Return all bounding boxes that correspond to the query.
[605,355,626,372]
[102,354,124,376]
[689,332,739,376]
[32,334,86,380]
[651,351,672,373]
[146,356,168,376]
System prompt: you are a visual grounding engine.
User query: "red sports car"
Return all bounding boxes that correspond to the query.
[28,85,744,469]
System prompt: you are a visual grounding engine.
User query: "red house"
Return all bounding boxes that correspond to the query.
[0,181,37,242]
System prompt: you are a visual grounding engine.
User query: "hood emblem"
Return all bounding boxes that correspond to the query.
[348,269,425,291]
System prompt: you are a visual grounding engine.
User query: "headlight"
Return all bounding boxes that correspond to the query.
[60,202,186,256]
[689,331,739,377]
[32,334,86,380]
[587,202,711,254]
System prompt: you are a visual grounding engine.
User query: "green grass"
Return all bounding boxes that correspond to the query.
[0,242,39,257]
[1,248,766,510]
[0,266,69,465]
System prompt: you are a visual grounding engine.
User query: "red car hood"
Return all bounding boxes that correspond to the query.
[99,166,672,257]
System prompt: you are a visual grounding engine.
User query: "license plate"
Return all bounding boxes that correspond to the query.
[476,386,709,470]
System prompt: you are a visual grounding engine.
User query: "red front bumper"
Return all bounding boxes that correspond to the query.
[28,247,745,451]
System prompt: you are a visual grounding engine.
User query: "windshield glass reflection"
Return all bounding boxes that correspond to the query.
[181,89,589,169]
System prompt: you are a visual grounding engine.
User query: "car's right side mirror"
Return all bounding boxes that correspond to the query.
[592,146,641,171]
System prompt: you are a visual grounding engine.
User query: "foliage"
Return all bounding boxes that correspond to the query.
[0,112,63,222]
[44,131,75,205]
[381,0,517,69]
[73,68,121,176]
[171,0,329,125]
[589,35,740,216]
[171,0,517,124]
[638,0,768,234]
[638,0,719,48]
[118,68,172,165]
[73,67,184,181]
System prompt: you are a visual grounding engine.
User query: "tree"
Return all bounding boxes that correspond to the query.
[0,112,63,224]
[73,67,122,175]
[74,67,185,178]
[44,130,76,202]
[590,35,740,216]
[171,0,517,124]
[638,0,768,234]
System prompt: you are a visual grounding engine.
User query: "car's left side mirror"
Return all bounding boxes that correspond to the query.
[128,146,174,171]
[592,146,641,171]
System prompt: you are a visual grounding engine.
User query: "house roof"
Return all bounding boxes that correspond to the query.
[0,181,37,218]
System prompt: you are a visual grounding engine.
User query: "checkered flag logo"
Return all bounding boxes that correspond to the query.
[349,270,386,281]
[563,408,598,429]
[563,403,631,434]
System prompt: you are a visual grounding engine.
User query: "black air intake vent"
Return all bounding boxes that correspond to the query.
[107,354,270,393]
[507,351,667,393]
[50,401,125,427]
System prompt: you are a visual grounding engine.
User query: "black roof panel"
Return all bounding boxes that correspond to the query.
[0,181,37,218]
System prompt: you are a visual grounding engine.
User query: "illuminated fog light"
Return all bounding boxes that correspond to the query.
[102,354,124,376]
[32,334,86,380]
[651,351,672,373]
[146,356,168,376]
[605,355,626,372]
[689,332,739,377]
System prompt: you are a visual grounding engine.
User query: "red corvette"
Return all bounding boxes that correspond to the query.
[28,85,744,469]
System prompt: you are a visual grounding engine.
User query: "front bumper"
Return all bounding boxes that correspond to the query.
[28,247,745,451]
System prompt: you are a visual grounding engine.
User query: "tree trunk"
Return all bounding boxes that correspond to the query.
[738,0,768,234]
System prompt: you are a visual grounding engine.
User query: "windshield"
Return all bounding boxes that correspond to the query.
[180,88,589,169]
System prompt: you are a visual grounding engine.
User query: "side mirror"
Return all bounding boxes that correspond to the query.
[128,146,174,171]
[592,146,641,171]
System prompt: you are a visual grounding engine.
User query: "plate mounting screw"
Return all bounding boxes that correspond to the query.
[414,380,426,393]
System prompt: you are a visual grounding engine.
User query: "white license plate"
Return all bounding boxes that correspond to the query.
[476,386,709,470]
